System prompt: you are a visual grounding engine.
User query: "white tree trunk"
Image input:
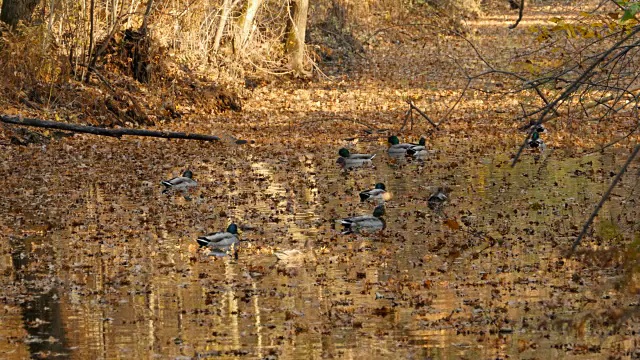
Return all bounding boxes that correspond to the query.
[236,0,263,54]
[212,0,237,53]
[285,0,310,77]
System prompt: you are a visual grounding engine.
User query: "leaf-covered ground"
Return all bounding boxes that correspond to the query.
[1,2,639,359]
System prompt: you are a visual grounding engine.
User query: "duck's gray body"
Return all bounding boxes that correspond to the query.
[340,205,386,234]
[360,183,386,203]
[337,156,375,169]
[162,170,197,194]
[428,188,449,210]
[346,153,376,160]
[337,148,376,169]
[197,224,239,258]
[387,136,427,157]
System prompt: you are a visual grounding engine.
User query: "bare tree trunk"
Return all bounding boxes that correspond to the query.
[84,0,95,83]
[140,0,154,33]
[46,0,54,31]
[212,0,237,53]
[285,0,310,77]
[235,0,262,55]
[0,0,41,27]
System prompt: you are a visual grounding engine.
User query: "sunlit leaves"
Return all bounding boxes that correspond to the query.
[532,9,636,45]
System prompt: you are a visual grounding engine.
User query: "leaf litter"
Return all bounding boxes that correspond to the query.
[1,3,639,360]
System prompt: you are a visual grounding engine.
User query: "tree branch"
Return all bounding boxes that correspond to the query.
[508,0,525,29]
[1,115,222,142]
[511,25,640,167]
[569,143,640,255]
[407,100,438,129]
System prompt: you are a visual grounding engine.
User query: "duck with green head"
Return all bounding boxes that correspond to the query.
[162,170,198,194]
[359,183,387,203]
[387,135,427,157]
[528,131,546,151]
[337,148,376,169]
[197,223,240,259]
[340,204,386,234]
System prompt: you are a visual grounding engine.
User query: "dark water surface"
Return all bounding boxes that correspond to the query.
[1,138,638,359]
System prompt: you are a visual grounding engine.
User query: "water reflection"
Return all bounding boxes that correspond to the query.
[9,235,70,358]
[0,140,637,359]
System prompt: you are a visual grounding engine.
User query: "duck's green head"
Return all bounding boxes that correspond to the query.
[373,204,385,217]
[417,137,426,146]
[388,136,400,145]
[227,223,238,234]
[374,183,386,190]
[183,170,193,178]
[531,131,540,142]
[338,148,351,157]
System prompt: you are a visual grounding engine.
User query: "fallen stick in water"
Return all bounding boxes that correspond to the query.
[1,114,227,142]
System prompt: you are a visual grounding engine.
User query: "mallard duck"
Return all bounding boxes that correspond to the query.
[528,131,546,151]
[359,183,387,203]
[197,223,240,258]
[428,187,450,211]
[336,154,376,170]
[409,136,429,157]
[338,148,376,160]
[340,204,386,234]
[161,170,197,194]
[409,136,427,147]
[387,135,426,157]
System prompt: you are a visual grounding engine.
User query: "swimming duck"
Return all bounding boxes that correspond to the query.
[340,204,386,234]
[359,183,387,203]
[428,187,450,211]
[197,223,240,258]
[387,135,426,157]
[337,149,376,169]
[161,170,198,194]
[338,148,376,160]
[409,136,429,157]
[528,131,546,151]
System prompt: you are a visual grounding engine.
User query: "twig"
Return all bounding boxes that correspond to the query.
[569,144,640,254]
[407,100,438,129]
[1,115,221,142]
[508,0,525,30]
[398,108,412,133]
[582,123,640,155]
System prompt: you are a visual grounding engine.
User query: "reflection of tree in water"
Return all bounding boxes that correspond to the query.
[10,236,69,357]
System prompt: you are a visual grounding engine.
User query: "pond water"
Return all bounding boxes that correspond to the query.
[0,136,638,359]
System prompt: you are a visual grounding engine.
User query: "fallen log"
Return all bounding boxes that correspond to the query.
[1,115,221,142]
